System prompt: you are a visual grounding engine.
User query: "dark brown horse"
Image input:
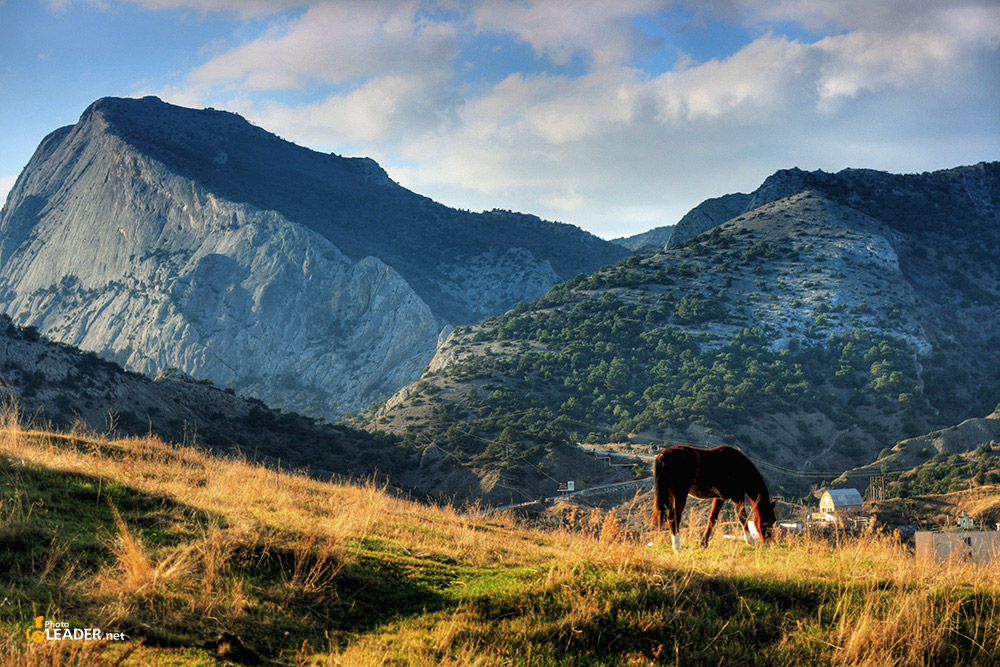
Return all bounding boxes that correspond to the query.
[651,445,776,552]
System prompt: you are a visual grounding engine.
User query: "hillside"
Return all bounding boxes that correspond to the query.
[667,163,1000,246]
[0,315,411,481]
[835,404,1000,497]
[368,164,1000,497]
[2,416,998,666]
[871,486,1000,530]
[0,96,626,417]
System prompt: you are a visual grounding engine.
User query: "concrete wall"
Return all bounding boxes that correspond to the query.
[915,531,1000,564]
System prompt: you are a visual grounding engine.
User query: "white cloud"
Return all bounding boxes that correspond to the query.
[191,1,457,90]
[147,0,999,238]
[248,72,459,147]
[472,0,665,66]
[813,29,958,102]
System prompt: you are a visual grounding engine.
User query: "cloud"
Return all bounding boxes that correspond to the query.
[248,72,460,147]
[472,0,666,66]
[148,0,998,238]
[191,1,458,90]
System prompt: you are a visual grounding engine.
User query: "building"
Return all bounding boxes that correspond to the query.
[815,488,865,524]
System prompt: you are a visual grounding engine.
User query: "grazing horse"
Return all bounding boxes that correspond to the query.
[651,445,776,553]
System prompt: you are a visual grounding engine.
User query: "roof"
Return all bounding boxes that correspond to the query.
[822,489,864,506]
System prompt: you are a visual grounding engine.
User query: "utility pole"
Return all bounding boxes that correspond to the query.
[868,475,886,502]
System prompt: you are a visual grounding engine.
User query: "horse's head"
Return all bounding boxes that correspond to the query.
[756,499,777,542]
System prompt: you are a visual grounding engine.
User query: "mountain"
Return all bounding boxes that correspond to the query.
[667,164,1000,247]
[665,192,756,248]
[611,193,755,252]
[365,163,1000,497]
[0,96,626,417]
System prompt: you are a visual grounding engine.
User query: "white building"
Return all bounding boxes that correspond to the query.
[817,488,864,522]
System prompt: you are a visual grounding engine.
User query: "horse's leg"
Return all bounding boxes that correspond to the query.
[701,498,724,548]
[735,500,758,545]
[670,492,688,553]
[663,490,678,551]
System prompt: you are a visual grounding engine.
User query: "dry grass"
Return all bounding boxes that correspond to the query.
[0,637,136,667]
[0,405,998,666]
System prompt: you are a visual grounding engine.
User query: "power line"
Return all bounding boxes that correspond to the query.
[407,396,915,488]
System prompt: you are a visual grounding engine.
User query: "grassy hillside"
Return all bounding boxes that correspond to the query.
[0,316,417,486]
[1,411,998,666]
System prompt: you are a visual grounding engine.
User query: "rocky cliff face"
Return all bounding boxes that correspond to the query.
[0,97,626,417]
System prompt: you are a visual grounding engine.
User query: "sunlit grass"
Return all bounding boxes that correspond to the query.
[0,403,997,666]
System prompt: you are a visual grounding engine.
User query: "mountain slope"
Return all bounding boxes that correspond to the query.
[366,164,1000,496]
[835,403,1000,496]
[0,315,412,479]
[665,192,755,247]
[668,163,1000,246]
[0,97,626,416]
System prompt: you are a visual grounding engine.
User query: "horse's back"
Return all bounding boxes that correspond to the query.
[657,445,761,496]
[654,445,700,484]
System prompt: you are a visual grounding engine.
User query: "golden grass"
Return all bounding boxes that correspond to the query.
[0,403,998,666]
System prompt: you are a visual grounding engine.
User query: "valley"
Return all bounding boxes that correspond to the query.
[1,97,998,532]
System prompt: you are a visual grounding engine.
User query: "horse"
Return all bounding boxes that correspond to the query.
[651,445,776,553]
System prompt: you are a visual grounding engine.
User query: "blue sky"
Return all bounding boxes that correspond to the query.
[2,0,998,239]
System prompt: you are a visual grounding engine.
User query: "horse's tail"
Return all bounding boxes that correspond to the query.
[651,454,666,529]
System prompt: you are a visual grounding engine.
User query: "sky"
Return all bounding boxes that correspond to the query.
[1,1,998,239]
